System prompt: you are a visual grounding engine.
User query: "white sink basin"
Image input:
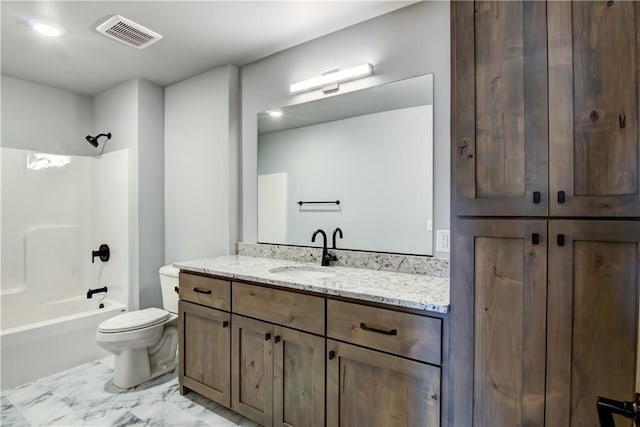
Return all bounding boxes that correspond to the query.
[268,266,335,280]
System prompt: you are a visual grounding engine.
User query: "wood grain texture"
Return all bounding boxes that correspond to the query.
[453,1,548,216]
[326,339,441,427]
[273,326,325,427]
[232,282,325,335]
[549,1,640,216]
[453,220,547,427]
[327,299,442,365]
[179,272,231,311]
[178,301,231,406]
[232,314,274,427]
[546,220,640,427]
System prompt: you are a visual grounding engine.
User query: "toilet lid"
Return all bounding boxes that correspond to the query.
[98,307,170,333]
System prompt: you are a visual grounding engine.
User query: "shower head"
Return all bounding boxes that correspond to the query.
[85,133,111,148]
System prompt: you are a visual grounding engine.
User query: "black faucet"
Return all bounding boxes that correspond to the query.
[92,244,110,264]
[312,229,338,267]
[332,227,343,249]
[87,286,108,299]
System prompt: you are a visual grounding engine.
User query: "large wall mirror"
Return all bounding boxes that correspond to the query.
[257,73,434,255]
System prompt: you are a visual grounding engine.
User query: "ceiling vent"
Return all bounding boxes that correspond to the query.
[96,15,162,49]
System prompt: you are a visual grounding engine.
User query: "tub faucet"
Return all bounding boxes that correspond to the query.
[312,229,337,267]
[87,286,108,299]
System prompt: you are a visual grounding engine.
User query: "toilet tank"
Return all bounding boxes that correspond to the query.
[159,264,179,314]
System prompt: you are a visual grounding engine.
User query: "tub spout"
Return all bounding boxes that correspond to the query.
[87,286,108,299]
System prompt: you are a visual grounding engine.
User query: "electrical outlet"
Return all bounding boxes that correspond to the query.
[436,229,450,253]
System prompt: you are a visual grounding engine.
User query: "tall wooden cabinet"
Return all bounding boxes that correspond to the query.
[452,1,640,426]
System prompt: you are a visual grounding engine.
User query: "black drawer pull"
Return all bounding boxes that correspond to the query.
[328,350,336,360]
[557,191,566,204]
[274,335,281,344]
[532,233,540,245]
[557,234,565,247]
[193,287,212,295]
[360,322,398,336]
[265,333,271,341]
[174,286,179,294]
[222,321,229,328]
[533,191,541,204]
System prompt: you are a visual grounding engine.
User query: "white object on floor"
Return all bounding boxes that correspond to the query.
[95,264,180,388]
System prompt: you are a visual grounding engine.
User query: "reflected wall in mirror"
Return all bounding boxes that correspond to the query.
[257,74,433,255]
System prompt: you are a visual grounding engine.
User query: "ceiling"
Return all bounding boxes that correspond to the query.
[1,1,414,96]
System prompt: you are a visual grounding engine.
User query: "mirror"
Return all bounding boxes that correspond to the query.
[257,73,433,255]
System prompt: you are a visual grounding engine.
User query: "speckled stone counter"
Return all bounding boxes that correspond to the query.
[174,255,450,314]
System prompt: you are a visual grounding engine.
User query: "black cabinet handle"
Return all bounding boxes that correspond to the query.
[222,321,229,328]
[265,333,271,341]
[193,287,212,295]
[360,322,398,336]
[532,233,540,245]
[274,335,281,344]
[557,191,566,204]
[533,191,541,204]
[328,350,336,360]
[174,286,179,294]
[557,234,565,246]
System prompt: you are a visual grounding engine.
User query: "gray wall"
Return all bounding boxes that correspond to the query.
[92,78,165,309]
[164,65,239,263]
[1,75,94,155]
[240,1,451,257]
[137,80,165,309]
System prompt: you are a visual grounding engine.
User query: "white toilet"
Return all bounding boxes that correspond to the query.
[96,264,179,388]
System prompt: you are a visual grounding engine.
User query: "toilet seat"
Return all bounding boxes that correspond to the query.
[98,307,170,333]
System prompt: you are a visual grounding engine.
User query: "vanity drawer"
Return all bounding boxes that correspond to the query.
[232,282,324,335]
[327,300,442,365]
[179,272,231,311]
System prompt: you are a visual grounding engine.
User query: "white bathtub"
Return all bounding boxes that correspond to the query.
[0,297,126,390]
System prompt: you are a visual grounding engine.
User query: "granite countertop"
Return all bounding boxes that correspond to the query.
[174,255,450,314]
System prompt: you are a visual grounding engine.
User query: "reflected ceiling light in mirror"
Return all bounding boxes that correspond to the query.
[28,19,65,37]
[289,63,374,94]
[267,110,283,118]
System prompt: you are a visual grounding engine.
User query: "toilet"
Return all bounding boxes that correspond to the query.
[96,264,179,388]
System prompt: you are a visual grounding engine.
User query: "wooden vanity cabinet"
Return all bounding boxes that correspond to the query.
[327,339,441,427]
[231,285,326,427]
[179,300,231,406]
[180,276,446,427]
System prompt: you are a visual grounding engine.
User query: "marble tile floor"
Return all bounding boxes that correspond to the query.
[0,357,259,426]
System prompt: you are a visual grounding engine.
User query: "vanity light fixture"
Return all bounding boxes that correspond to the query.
[289,63,374,94]
[267,110,283,118]
[29,19,65,37]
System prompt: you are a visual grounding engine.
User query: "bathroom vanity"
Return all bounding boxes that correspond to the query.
[175,255,449,427]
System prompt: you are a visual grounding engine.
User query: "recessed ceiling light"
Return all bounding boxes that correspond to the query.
[267,110,283,118]
[29,19,65,37]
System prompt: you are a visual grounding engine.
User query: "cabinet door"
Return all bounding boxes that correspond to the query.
[452,1,548,216]
[450,219,547,427]
[326,339,441,427]
[546,220,640,426]
[548,2,640,216]
[272,326,325,427]
[179,301,231,406]
[231,314,274,427]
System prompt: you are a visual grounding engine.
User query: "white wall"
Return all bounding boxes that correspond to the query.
[258,106,433,255]
[1,75,94,156]
[164,65,239,263]
[241,1,450,257]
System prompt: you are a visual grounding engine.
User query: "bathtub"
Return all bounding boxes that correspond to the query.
[0,297,126,390]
